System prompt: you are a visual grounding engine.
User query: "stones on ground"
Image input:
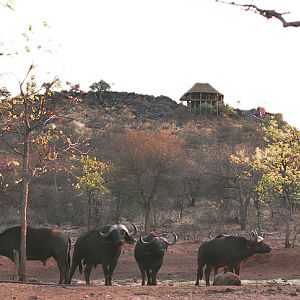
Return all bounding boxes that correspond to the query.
[213,272,241,286]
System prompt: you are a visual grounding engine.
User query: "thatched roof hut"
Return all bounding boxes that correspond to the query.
[180,83,224,115]
[180,83,224,102]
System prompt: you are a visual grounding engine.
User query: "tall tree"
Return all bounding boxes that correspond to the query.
[232,120,300,247]
[76,155,109,229]
[109,129,184,233]
[212,145,256,230]
[0,65,81,280]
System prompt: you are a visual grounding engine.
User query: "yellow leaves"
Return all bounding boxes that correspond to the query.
[46,150,58,161]
[69,154,77,161]
[8,160,20,166]
[76,155,109,195]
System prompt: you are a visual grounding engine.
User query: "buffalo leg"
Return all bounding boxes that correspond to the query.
[68,253,82,284]
[102,264,116,286]
[68,263,79,284]
[84,263,93,284]
[109,263,117,285]
[151,265,161,286]
[107,263,117,285]
[145,268,152,285]
[55,258,68,284]
[195,264,204,286]
[137,263,146,285]
[204,265,212,286]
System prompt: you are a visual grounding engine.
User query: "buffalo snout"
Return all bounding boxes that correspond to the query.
[255,242,272,254]
[115,240,126,246]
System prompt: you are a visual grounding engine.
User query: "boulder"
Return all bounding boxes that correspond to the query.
[213,272,241,286]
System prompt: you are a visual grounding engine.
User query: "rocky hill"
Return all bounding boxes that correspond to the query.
[0,89,286,229]
[52,89,277,151]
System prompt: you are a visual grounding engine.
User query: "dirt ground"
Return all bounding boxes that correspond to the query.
[0,237,300,299]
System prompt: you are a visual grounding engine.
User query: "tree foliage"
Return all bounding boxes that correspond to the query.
[231,120,300,247]
[76,155,109,229]
[89,80,111,95]
[0,63,84,280]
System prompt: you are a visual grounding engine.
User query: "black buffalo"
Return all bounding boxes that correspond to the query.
[195,230,271,286]
[134,232,177,286]
[68,223,137,285]
[0,226,71,283]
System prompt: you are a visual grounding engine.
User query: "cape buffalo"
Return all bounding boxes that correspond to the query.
[195,230,271,286]
[134,232,177,286]
[68,223,137,285]
[0,226,71,283]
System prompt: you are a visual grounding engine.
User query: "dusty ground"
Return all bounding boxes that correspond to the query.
[0,237,300,299]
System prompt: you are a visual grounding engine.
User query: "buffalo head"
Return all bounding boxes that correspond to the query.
[249,230,271,254]
[99,223,137,246]
[140,232,177,256]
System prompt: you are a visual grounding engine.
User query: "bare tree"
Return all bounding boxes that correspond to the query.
[0,65,85,281]
[216,0,300,28]
[108,129,184,233]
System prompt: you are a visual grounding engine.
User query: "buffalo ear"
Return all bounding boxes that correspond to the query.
[125,232,136,244]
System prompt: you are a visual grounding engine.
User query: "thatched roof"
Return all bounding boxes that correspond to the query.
[180,83,223,101]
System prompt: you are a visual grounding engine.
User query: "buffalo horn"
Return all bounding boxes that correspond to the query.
[250,229,264,243]
[117,224,129,234]
[164,232,177,246]
[99,224,119,238]
[140,234,153,244]
[129,222,138,236]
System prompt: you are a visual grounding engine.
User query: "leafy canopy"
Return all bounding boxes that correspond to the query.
[231,120,300,203]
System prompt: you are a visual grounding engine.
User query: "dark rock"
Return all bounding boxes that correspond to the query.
[213,272,241,286]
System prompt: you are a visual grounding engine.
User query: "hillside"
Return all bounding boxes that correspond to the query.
[0,89,288,234]
[56,89,270,142]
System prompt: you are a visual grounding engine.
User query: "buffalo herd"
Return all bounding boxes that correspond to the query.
[0,225,272,286]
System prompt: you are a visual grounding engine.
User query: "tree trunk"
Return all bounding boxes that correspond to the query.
[88,192,92,230]
[284,205,291,248]
[283,197,291,248]
[239,198,250,231]
[284,211,291,248]
[19,132,30,282]
[144,200,151,233]
[257,208,262,233]
[253,198,262,233]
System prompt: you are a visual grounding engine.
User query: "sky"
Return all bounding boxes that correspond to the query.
[1,0,300,129]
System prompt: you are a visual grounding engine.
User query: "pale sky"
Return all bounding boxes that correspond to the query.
[1,0,300,129]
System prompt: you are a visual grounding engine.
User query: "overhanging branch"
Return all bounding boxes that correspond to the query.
[216,0,300,27]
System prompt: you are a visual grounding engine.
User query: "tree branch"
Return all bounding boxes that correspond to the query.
[216,0,300,27]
